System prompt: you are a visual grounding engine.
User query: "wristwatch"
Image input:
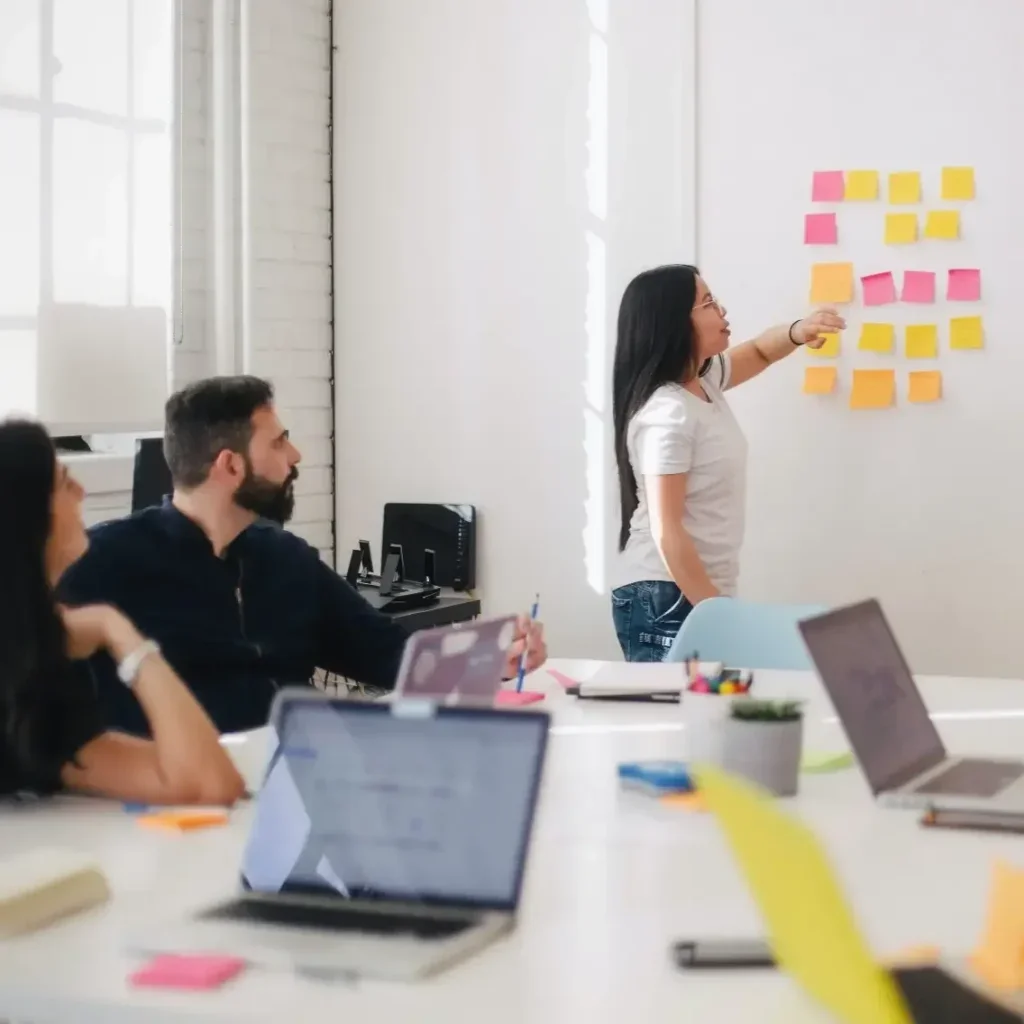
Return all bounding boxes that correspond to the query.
[117,639,161,688]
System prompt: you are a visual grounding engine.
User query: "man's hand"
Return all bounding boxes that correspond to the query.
[503,616,547,680]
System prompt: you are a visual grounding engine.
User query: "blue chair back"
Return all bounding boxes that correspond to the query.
[665,598,827,670]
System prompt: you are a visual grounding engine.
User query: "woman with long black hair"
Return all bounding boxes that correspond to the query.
[0,419,244,803]
[611,265,844,662]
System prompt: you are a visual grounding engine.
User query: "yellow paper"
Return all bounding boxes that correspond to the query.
[858,323,895,353]
[924,210,960,240]
[941,166,975,201]
[808,331,840,358]
[803,366,837,395]
[809,262,854,304]
[695,766,911,1024]
[884,212,918,245]
[908,371,942,404]
[850,369,895,410]
[950,315,983,350]
[905,324,938,359]
[888,171,921,204]
[844,169,879,201]
[970,860,1024,991]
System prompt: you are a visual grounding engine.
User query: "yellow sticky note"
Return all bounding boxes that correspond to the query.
[908,371,942,404]
[941,166,975,201]
[950,315,984,350]
[696,766,912,1024]
[970,860,1024,991]
[807,331,840,358]
[850,369,895,410]
[924,210,960,240]
[844,169,879,201]
[888,172,921,204]
[905,324,938,359]
[803,366,837,395]
[858,323,895,353]
[810,262,854,304]
[884,212,918,245]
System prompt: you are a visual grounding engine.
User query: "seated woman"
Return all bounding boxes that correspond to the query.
[0,419,245,804]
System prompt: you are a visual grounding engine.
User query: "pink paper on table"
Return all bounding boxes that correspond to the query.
[804,212,837,245]
[495,690,545,707]
[947,268,981,302]
[546,668,579,689]
[901,271,936,304]
[861,272,897,307]
[130,954,246,991]
[811,170,845,202]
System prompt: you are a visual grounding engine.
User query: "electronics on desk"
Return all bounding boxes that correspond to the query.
[346,539,441,612]
[382,503,476,591]
[132,437,173,512]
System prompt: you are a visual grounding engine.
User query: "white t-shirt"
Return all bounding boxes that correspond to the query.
[614,353,748,595]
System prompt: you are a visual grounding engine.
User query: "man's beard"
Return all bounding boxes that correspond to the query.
[234,460,298,525]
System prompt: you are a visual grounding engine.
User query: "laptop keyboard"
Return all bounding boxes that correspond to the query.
[201,899,475,941]
[915,759,1024,798]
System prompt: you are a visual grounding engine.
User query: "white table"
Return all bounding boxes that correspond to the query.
[2,661,1024,1023]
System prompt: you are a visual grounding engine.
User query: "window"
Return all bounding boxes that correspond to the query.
[0,0,175,432]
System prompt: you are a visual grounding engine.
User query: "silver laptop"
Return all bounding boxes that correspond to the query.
[799,599,1024,810]
[137,690,550,980]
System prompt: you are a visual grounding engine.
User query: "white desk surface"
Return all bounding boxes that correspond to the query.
[2,660,1024,1023]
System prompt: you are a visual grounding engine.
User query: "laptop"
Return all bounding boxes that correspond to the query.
[799,600,1024,810]
[136,690,550,980]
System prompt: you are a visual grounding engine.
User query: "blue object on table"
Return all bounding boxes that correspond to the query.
[123,802,149,814]
[666,598,827,671]
[618,760,694,795]
[515,594,540,692]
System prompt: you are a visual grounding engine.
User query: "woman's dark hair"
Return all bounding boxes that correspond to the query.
[0,419,75,787]
[612,264,704,551]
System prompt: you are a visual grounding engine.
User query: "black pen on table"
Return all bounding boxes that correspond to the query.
[515,594,540,692]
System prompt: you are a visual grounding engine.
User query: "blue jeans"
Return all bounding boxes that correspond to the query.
[611,581,693,662]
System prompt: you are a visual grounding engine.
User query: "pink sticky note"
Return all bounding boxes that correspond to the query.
[130,954,246,991]
[804,212,837,245]
[861,271,897,307]
[811,170,845,202]
[901,271,936,304]
[948,268,982,302]
[546,669,579,689]
[495,690,545,707]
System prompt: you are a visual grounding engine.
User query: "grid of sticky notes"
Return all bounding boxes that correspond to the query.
[804,167,981,408]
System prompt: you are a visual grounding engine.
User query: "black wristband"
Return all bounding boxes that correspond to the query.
[788,319,803,345]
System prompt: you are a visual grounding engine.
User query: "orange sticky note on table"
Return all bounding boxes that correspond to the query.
[941,166,975,201]
[810,262,854,304]
[808,331,840,358]
[970,860,1024,991]
[850,370,895,410]
[803,366,837,395]
[138,810,229,832]
[905,324,938,359]
[908,371,942,404]
[950,315,984,350]
[844,170,879,201]
[661,791,707,812]
[924,210,960,240]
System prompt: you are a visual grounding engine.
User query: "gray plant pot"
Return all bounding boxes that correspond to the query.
[720,716,803,797]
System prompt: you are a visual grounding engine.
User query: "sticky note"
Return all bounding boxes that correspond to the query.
[695,766,912,1024]
[888,172,921,205]
[811,170,845,202]
[882,946,942,968]
[884,213,918,245]
[861,271,896,306]
[969,860,1024,991]
[901,270,935,304]
[908,371,942,404]
[810,262,854,304]
[947,268,981,302]
[844,170,879,201]
[661,791,707,812]
[131,954,246,990]
[858,323,895,353]
[801,751,855,774]
[950,315,984,350]
[803,366,837,395]
[546,669,578,689]
[924,210,960,240]
[941,166,975,201]
[138,810,229,832]
[905,324,938,359]
[804,212,838,245]
[850,370,895,410]
[495,690,545,706]
[807,331,840,358]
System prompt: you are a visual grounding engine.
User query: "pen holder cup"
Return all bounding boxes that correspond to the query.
[682,693,737,767]
[719,716,804,798]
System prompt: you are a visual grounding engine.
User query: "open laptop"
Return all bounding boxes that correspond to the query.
[136,690,550,980]
[799,600,1024,810]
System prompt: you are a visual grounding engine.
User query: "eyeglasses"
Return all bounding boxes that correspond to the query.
[696,294,724,313]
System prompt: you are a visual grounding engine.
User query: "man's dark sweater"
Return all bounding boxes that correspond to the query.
[59,502,408,735]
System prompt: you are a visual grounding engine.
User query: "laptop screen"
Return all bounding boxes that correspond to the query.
[240,697,549,912]
[799,600,946,794]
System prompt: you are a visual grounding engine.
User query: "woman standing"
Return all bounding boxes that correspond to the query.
[611,265,843,661]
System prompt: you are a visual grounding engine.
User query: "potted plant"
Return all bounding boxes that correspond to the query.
[719,699,804,797]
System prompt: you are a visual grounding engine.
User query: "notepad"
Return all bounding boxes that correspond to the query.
[495,690,545,706]
[801,751,855,774]
[970,860,1024,991]
[661,791,707,812]
[138,810,229,832]
[131,954,246,991]
[803,366,837,395]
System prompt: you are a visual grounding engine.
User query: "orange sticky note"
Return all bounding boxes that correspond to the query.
[810,262,854,304]
[139,810,229,832]
[950,315,984,350]
[661,791,707,812]
[888,172,921,205]
[924,210,960,240]
[803,366,837,395]
[858,323,895,354]
[844,170,879,201]
[908,371,942,404]
[941,166,975,201]
[850,370,895,410]
[905,324,938,359]
[970,860,1024,991]
[882,945,941,968]
[807,331,840,358]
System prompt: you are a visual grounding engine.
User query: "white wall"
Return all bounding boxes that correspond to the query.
[333,0,695,657]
